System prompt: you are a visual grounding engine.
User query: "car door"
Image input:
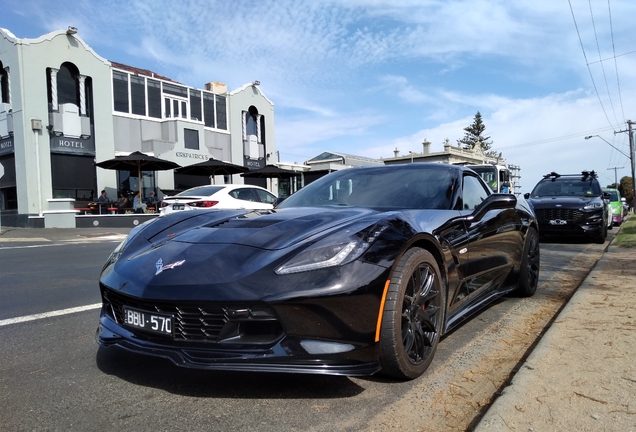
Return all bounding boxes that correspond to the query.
[458,173,521,301]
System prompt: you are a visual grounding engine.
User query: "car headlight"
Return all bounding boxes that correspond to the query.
[583,201,603,210]
[275,223,388,275]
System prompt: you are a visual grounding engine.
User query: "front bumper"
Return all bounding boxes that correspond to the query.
[534,207,605,238]
[96,311,381,376]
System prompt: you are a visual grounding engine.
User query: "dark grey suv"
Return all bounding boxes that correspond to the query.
[524,171,609,243]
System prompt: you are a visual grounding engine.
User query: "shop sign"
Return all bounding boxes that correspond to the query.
[175,151,209,160]
[0,136,14,156]
[50,135,96,156]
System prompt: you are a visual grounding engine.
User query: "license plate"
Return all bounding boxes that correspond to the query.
[172,204,185,210]
[122,307,173,336]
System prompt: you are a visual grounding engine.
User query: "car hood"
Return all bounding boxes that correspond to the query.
[100,207,391,300]
[157,207,380,249]
[528,196,600,209]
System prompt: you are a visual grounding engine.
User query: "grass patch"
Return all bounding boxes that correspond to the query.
[614,216,636,248]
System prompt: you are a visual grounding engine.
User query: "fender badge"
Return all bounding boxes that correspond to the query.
[155,258,186,275]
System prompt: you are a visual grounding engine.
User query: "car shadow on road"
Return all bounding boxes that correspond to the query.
[95,346,365,398]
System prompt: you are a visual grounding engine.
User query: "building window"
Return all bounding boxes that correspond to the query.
[216,95,227,130]
[112,71,129,113]
[184,129,199,150]
[147,79,161,118]
[51,154,97,202]
[57,63,79,106]
[130,76,146,116]
[203,92,215,128]
[189,89,202,121]
[0,63,8,105]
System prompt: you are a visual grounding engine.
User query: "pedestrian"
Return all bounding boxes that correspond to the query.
[146,191,159,212]
[97,190,109,214]
[133,191,146,214]
[116,192,129,214]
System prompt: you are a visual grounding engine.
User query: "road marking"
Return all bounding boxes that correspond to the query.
[0,303,102,327]
[0,243,68,250]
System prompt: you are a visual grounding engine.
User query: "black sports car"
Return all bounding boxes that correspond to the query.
[524,171,609,243]
[96,163,540,380]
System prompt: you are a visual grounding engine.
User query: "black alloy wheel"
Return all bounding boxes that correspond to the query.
[379,248,445,380]
[514,227,540,297]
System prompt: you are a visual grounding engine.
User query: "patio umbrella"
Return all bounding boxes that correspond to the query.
[240,164,298,179]
[95,151,181,196]
[175,158,249,184]
[241,164,299,191]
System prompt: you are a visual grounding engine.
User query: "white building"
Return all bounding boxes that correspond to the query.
[0,27,275,227]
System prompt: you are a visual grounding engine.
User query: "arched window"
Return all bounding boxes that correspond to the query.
[0,61,9,104]
[57,62,80,106]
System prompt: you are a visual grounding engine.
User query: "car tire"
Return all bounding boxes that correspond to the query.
[513,227,540,297]
[594,222,607,244]
[379,248,445,380]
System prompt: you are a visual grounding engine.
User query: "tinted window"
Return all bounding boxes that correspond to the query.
[532,177,602,197]
[147,79,161,118]
[232,188,258,202]
[58,64,78,106]
[112,71,129,113]
[184,129,199,150]
[203,93,215,127]
[190,90,202,121]
[130,76,146,115]
[462,175,490,210]
[279,165,458,209]
[177,186,224,196]
[254,189,276,204]
[216,95,227,130]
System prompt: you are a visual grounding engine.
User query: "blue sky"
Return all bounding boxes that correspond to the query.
[3,0,636,192]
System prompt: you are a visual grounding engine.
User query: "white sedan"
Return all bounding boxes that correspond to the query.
[159,184,277,215]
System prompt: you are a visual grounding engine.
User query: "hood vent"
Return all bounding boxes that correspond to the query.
[206,218,284,229]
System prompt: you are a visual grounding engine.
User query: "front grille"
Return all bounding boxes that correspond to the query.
[535,208,583,222]
[101,287,280,343]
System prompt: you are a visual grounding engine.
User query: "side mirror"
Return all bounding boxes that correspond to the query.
[470,194,517,222]
[524,192,530,199]
[274,197,286,208]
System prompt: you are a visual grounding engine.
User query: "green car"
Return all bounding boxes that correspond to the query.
[603,188,623,226]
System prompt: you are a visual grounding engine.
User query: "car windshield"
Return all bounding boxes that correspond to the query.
[175,186,224,197]
[531,177,602,197]
[604,189,619,201]
[278,164,458,210]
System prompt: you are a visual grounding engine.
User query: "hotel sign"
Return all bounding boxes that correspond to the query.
[0,136,14,156]
[50,135,95,156]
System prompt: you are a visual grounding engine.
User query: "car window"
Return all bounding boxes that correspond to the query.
[254,189,276,204]
[532,177,601,197]
[462,175,490,210]
[278,165,458,210]
[232,188,257,202]
[177,186,224,196]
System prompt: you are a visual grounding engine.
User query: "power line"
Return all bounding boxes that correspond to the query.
[588,0,619,125]
[607,0,626,121]
[494,126,614,150]
[568,0,616,130]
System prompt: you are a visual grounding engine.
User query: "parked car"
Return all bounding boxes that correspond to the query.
[159,184,277,215]
[97,163,540,380]
[524,171,609,243]
[603,188,623,226]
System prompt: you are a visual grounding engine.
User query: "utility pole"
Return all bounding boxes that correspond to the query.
[607,166,624,187]
[615,120,636,212]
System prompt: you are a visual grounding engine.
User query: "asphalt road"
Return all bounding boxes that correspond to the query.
[0,231,614,432]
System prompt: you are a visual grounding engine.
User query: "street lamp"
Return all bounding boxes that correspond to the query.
[585,134,635,211]
[584,135,630,158]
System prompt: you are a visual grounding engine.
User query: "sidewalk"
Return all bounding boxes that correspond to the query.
[475,242,636,431]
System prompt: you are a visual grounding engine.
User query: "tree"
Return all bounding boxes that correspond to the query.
[619,176,633,205]
[457,111,493,151]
